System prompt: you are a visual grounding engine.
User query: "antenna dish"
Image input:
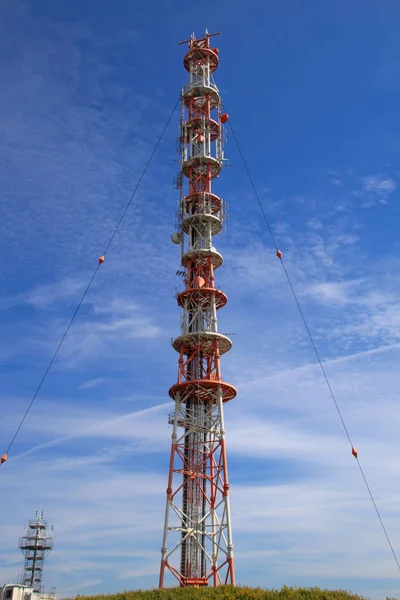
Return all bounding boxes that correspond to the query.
[171,232,183,244]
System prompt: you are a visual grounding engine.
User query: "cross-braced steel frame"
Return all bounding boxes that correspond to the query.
[159,31,236,589]
[19,512,53,593]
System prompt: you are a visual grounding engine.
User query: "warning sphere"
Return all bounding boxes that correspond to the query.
[220,113,229,124]
[171,232,183,245]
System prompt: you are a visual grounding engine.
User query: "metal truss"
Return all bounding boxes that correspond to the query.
[160,31,235,589]
[160,389,234,587]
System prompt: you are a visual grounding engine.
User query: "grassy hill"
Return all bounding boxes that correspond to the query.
[66,585,389,600]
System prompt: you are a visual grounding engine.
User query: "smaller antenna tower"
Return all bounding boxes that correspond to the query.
[19,512,53,592]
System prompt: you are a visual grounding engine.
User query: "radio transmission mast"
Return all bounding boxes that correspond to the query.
[160,31,236,588]
[19,512,53,592]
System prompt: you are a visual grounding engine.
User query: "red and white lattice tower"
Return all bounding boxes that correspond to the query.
[159,31,236,589]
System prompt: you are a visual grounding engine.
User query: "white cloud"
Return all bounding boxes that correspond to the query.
[79,378,107,389]
[27,278,87,310]
[303,280,360,304]
[306,218,323,230]
[21,293,162,368]
[361,175,397,205]
[362,175,397,194]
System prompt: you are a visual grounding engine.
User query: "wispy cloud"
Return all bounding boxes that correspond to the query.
[362,174,397,194]
[27,278,87,310]
[361,174,397,205]
[79,378,107,390]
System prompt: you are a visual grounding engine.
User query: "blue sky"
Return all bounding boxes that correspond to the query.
[1,0,400,598]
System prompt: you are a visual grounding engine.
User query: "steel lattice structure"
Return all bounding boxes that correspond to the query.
[19,512,53,593]
[160,31,236,589]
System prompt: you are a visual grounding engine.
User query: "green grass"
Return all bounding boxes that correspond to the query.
[64,585,388,600]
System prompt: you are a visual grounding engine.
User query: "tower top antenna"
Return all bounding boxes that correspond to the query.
[178,30,221,46]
